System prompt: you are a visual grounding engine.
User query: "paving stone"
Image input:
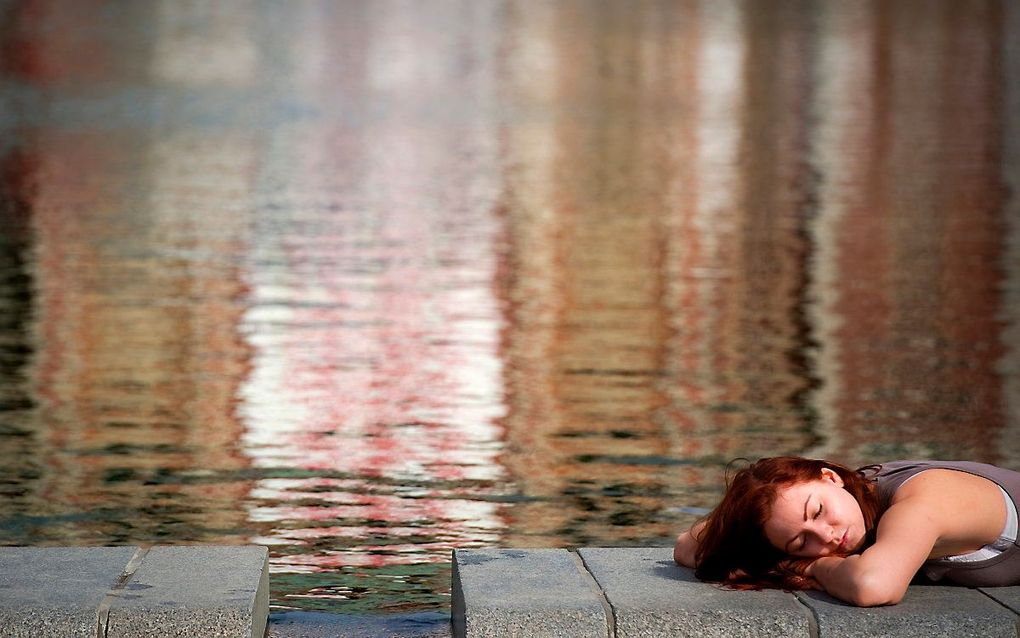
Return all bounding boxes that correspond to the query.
[576,547,811,638]
[796,586,1018,638]
[979,586,1020,615]
[452,548,609,638]
[106,545,269,638]
[0,546,138,638]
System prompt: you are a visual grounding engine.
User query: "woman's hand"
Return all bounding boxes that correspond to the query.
[803,556,844,591]
[674,521,706,567]
[778,557,825,590]
[805,552,908,606]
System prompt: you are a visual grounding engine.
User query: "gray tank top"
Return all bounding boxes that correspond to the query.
[868,460,1020,587]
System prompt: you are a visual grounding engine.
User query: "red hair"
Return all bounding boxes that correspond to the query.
[694,457,880,591]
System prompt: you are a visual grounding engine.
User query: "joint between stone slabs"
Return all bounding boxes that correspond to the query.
[95,545,150,638]
[974,586,1020,622]
[569,549,615,638]
[792,591,821,638]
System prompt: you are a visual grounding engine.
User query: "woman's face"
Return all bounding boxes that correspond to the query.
[763,468,866,558]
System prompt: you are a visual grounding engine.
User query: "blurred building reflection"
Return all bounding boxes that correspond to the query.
[806,0,1012,466]
[498,0,673,546]
[663,0,818,463]
[237,0,508,571]
[2,0,254,542]
[0,149,38,515]
[495,0,1019,548]
[1001,0,1020,464]
[496,0,818,545]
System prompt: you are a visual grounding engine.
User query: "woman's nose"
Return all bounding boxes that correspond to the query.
[822,526,838,546]
[809,523,836,545]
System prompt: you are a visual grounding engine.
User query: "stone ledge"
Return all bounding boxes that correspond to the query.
[0,546,138,638]
[578,547,809,638]
[797,586,1016,638]
[0,546,268,638]
[452,547,1020,638]
[452,548,610,638]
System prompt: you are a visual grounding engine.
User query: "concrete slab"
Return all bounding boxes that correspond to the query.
[451,548,609,638]
[979,586,1020,615]
[105,546,269,638]
[577,547,811,638]
[0,546,138,638]
[796,586,1018,638]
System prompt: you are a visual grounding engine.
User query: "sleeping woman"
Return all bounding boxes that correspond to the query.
[673,457,1020,606]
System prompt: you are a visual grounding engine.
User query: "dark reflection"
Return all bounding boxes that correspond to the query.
[0,0,1016,634]
[803,0,1011,465]
[0,148,38,508]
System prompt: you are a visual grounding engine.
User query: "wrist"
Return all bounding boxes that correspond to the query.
[807,556,841,579]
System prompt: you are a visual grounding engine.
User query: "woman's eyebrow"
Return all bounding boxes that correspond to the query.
[784,495,811,552]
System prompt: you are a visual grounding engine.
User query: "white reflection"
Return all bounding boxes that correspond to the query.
[804,1,875,458]
[151,0,258,87]
[675,0,746,434]
[236,0,507,567]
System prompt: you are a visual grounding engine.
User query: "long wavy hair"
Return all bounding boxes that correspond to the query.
[694,456,881,591]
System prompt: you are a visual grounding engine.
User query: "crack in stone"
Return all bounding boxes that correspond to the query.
[793,591,821,638]
[570,549,617,638]
[96,546,150,638]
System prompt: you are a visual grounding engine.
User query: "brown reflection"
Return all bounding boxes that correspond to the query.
[495,0,1017,548]
[495,0,821,545]
[2,0,258,539]
[19,127,255,541]
[1002,0,1020,464]
[498,0,673,546]
[0,0,155,85]
[807,0,1011,466]
[669,0,818,457]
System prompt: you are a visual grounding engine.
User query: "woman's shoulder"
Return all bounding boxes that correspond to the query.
[883,462,1018,520]
[884,467,1010,556]
[867,459,1020,511]
[869,459,1018,484]
[892,467,998,500]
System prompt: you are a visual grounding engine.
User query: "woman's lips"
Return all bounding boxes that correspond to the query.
[838,530,848,550]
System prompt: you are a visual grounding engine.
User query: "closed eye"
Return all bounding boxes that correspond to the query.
[814,503,823,519]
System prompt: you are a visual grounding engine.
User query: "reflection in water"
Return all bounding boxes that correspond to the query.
[0,149,36,515]
[808,0,1010,463]
[0,0,1018,633]
[1004,0,1020,465]
[13,127,253,543]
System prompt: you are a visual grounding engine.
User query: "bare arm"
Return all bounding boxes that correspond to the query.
[807,470,1005,606]
[674,520,706,568]
[806,501,936,606]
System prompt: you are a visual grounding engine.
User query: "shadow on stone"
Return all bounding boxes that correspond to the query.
[651,559,702,584]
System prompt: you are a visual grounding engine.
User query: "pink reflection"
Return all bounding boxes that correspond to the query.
[277,545,460,570]
[242,121,506,485]
[239,3,508,573]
